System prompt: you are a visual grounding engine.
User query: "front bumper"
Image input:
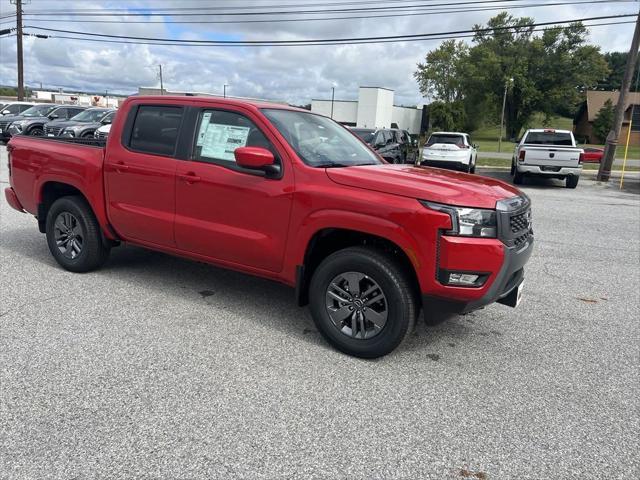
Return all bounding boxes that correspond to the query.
[517,164,582,176]
[422,195,534,316]
[7,125,22,137]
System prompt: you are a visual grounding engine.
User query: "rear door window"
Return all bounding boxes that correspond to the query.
[130,105,184,156]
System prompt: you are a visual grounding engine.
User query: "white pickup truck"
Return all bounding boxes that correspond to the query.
[511,129,584,188]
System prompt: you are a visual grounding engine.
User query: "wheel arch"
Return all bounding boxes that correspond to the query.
[295,227,421,307]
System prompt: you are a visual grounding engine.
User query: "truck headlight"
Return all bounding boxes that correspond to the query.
[421,201,497,238]
[12,120,28,130]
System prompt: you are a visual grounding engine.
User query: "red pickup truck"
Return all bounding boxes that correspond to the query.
[4,96,533,358]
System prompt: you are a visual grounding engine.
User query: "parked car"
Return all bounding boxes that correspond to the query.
[93,123,111,139]
[392,129,419,164]
[44,108,114,138]
[0,104,57,141]
[512,129,584,188]
[5,105,86,139]
[351,128,403,163]
[582,147,604,163]
[5,96,533,358]
[419,132,478,173]
[0,101,35,117]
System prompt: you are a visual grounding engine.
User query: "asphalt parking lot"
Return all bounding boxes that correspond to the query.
[1,145,638,479]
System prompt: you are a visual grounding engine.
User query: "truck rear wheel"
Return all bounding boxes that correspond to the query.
[45,196,110,273]
[513,170,524,185]
[308,246,417,358]
[566,175,579,189]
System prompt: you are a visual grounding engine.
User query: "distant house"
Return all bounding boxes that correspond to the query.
[574,90,640,145]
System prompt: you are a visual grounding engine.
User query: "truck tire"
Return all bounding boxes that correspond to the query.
[28,126,44,136]
[566,175,579,189]
[513,170,524,185]
[45,196,110,273]
[308,246,417,358]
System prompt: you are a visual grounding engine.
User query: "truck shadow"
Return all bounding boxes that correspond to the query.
[2,228,483,359]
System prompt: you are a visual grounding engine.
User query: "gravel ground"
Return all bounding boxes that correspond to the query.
[1,146,638,479]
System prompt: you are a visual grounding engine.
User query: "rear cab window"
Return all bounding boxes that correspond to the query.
[523,131,574,146]
[129,105,184,156]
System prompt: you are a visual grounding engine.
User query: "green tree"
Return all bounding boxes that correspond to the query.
[414,40,468,103]
[599,52,640,91]
[428,101,466,132]
[592,99,614,143]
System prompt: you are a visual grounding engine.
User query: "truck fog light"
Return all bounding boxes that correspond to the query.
[438,270,489,287]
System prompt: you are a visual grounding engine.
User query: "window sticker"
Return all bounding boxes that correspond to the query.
[196,112,212,146]
[200,123,250,161]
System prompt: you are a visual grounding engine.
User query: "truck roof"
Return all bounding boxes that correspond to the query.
[133,95,309,113]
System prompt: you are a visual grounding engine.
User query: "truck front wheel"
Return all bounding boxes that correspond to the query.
[513,169,524,185]
[308,246,417,358]
[45,196,110,273]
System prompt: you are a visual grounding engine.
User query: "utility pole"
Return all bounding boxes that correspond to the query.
[10,0,25,100]
[158,64,164,95]
[498,78,513,153]
[330,86,335,119]
[224,84,228,98]
[597,13,640,182]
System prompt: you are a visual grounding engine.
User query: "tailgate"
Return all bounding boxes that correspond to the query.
[521,146,581,167]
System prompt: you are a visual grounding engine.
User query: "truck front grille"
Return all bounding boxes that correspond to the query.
[509,210,530,234]
[497,196,533,249]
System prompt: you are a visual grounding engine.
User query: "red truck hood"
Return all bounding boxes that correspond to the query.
[326,165,521,209]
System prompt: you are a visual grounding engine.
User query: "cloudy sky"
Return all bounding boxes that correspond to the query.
[0,0,638,105]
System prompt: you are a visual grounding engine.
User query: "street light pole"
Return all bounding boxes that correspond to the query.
[158,64,164,95]
[330,87,335,119]
[498,78,512,153]
[224,84,228,98]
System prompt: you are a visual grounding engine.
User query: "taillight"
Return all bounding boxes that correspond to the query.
[518,150,526,162]
[579,152,584,164]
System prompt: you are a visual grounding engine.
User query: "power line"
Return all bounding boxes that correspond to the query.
[37,21,634,48]
[11,0,632,25]
[21,0,635,17]
[22,15,637,47]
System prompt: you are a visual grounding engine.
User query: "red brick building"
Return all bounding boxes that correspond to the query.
[573,90,640,145]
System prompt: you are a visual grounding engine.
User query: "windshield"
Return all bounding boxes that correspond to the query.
[20,105,57,117]
[523,131,573,146]
[262,109,382,167]
[352,129,375,144]
[71,109,110,122]
[426,134,465,146]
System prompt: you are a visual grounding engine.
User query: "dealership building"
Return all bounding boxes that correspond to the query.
[311,87,425,134]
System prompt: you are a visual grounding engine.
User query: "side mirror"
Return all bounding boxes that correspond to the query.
[473,143,479,149]
[49,113,59,119]
[102,118,112,125]
[234,147,280,177]
[1,110,9,115]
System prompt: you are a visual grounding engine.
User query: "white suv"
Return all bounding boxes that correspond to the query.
[419,132,478,173]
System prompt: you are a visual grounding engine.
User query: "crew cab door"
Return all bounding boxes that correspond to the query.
[174,106,293,273]
[104,104,185,246]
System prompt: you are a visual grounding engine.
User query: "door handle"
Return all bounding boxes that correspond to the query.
[178,173,201,184]
[114,161,129,173]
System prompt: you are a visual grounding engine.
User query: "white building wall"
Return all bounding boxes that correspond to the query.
[391,106,422,134]
[357,87,394,129]
[310,100,358,124]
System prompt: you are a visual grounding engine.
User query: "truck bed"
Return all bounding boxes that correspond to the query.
[8,135,107,217]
